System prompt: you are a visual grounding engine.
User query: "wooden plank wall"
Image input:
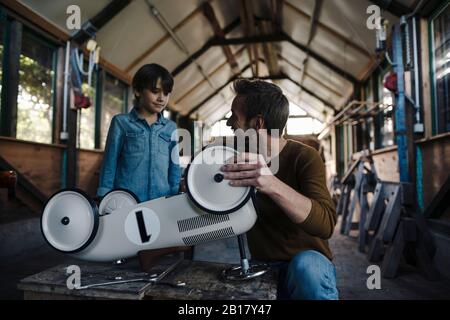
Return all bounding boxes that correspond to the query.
[418,133,450,212]
[77,150,103,197]
[0,137,104,200]
[0,137,63,198]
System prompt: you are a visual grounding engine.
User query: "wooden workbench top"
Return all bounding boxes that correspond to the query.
[18,255,278,300]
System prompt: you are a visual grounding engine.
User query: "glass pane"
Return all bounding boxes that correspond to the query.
[78,65,96,149]
[100,73,126,149]
[433,4,450,133]
[380,73,395,148]
[16,30,55,144]
[286,117,323,135]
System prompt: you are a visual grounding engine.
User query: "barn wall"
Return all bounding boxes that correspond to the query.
[0,137,104,201]
[418,133,450,212]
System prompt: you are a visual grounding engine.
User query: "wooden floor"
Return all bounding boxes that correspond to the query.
[1,215,450,300]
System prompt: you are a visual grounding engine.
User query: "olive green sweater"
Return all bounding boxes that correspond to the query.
[247,140,337,261]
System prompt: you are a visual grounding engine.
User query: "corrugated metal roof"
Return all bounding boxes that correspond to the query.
[17,0,418,123]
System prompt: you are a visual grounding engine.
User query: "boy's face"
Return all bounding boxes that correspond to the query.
[136,78,170,114]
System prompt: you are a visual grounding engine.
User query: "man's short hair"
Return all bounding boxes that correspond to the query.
[233,79,289,135]
[132,63,174,102]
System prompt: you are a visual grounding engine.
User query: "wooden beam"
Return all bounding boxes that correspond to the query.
[306,0,323,45]
[66,109,78,188]
[298,0,324,88]
[279,73,337,112]
[282,32,359,83]
[71,0,132,45]
[420,18,432,139]
[202,2,240,74]
[271,0,283,34]
[239,0,259,77]
[125,5,204,73]
[259,19,280,75]
[175,46,246,104]
[284,0,373,58]
[210,33,359,83]
[187,63,254,116]
[208,34,286,45]
[175,60,228,104]
[53,47,65,144]
[279,54,343,97]
[171,18,240,77]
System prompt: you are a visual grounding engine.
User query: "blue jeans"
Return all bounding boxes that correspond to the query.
[276,250,339,300]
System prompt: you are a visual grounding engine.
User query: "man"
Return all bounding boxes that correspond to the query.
[220,79,338,300]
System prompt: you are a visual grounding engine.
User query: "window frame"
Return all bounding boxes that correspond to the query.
[0,9,59,144]
[429,1,450,135]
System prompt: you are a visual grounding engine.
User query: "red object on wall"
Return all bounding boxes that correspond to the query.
[384,72,398,93]
[74,91,92,109]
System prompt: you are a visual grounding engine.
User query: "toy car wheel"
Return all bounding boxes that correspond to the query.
[98,189,139,216]
[41,188,99,253]
[185,145,252,215]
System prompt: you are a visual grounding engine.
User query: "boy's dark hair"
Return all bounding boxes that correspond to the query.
[233,79,289,135]
[132,63,174,103]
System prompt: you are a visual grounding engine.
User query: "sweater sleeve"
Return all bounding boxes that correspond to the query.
[295,146,337,239]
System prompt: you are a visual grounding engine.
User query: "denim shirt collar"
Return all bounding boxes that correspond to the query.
[129,107,168,126]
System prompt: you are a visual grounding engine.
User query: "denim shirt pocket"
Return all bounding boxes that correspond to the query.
[124,130,146,154]
[158,132,171,156]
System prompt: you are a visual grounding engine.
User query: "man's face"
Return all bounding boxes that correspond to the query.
[226,96,250,132]
[136,78,170,114]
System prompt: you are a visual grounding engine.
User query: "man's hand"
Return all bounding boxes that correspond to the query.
[221,152,313,224]
[220,153,278,195]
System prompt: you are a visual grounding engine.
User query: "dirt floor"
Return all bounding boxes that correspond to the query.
[1,216,450,300]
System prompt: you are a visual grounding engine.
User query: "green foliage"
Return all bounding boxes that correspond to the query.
[16,53,54,144]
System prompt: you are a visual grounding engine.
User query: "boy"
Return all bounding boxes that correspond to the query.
[97,63,181,202]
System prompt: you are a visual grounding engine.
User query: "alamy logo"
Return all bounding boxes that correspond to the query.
[66,265,81,289]
[66,5,81,30]
[366,5,382,30]
[366,265,381,290]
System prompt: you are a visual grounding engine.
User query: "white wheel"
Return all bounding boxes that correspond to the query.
[98,189,139,216]
[185,145,252,214]
[41,189,99,253]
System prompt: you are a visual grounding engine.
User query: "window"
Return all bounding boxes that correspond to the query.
[16,29,56,144]
[78,68,97,149]
[100,73,126,149]
[286,101,323,135]
[365,78,375,150]
[431,3,450,133]
[286,118,323,135]
[0,13,5,108]
[379,71,395,148]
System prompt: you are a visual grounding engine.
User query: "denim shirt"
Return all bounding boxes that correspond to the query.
[97,108,181,202]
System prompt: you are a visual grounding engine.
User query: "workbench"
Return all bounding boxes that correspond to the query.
[17,255,278,300]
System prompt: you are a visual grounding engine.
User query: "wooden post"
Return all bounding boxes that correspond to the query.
[53,47,65,145]
[66,107,78,188]
[95,69,104,149]
[0,20,22,137]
